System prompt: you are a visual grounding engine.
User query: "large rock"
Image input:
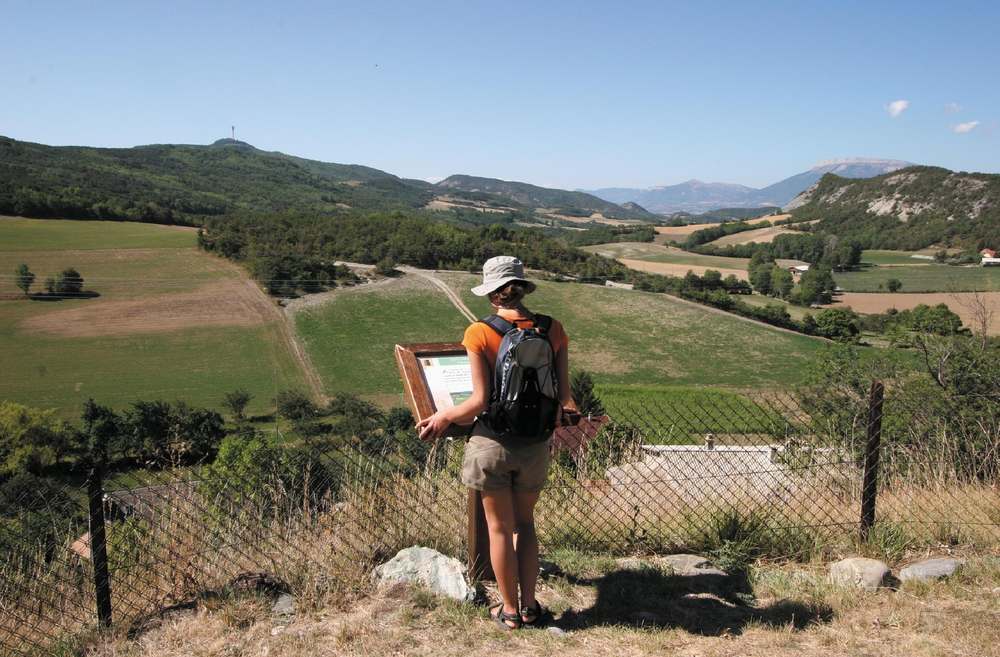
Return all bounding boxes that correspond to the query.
[373,546,475,602]
[829,557,893,591]
[899,558,965,583]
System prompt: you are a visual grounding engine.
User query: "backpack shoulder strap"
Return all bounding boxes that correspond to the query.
[479,314,516,336]
[533,314,553,333]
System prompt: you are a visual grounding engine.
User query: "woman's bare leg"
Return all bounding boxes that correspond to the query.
[480,489,519,626]
[512,490,541,612]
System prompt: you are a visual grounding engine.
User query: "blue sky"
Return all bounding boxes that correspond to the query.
[2,1,998,188]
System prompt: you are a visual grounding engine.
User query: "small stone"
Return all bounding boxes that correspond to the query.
[899,558,965,583]
[547,626,567,636]
[270,626,286,636]
[373,546,475,602]
[829,557,893,591]
[991,587,1000,596]
[272,593,296,617]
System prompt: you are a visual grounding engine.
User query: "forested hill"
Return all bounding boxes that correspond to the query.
[788,166,1000,250]
[0,136,434,223]
[436,174,658,220]
[0,136,657,225]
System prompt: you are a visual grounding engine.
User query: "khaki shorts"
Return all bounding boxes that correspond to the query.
[461,434,551,492]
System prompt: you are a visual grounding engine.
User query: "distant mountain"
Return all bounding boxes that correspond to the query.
[435,174,657,220]
[0,136,431,222]
[587,158,913,213]
[590,180,757,214]
[788,166,1000,250]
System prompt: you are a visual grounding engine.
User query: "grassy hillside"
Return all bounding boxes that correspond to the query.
[0,136,431,223]
[790,166,1000,250]
[0,218,305,417]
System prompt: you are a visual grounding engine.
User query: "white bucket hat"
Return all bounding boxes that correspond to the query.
[471,255,535,296]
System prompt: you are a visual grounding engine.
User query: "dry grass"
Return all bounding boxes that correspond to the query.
[707,225,801,247]
[823,291,1000,335]
[19,279,278,337]
[80,553,1000,657]
[618,258,749,280]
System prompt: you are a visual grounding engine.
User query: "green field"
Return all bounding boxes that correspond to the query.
[583,242,750,270]
[0,218,305,418]
[860,250,935,266]
[0,216,198,251]
[597,384,792,443]
[835,264,1000,292]
[293,276,470,404]
[441,273,826,388]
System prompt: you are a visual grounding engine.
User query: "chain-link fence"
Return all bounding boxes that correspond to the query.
[2,383,998,655]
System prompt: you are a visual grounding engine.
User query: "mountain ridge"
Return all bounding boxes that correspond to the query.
[586,158,914,213]
[787,166,999,250]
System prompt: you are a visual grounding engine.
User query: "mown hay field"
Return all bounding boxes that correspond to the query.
[293,275,471,406]
[826,291,1000,335]
[440,273,826,388]
[0,218,305,417]
[583,242,751,270]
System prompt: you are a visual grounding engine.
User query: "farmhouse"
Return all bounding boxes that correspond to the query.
[789,264,810,277]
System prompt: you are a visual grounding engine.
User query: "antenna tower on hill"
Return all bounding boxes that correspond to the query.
[231,125,235,141]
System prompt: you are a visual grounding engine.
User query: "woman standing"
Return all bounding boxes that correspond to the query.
[417,256,577,630]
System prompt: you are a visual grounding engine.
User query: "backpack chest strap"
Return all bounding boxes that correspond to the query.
[479,313,553,336]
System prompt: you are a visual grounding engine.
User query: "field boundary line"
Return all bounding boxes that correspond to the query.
[400,267,477,323]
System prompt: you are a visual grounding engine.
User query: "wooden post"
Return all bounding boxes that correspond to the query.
[87,466,113,628]
[859,380,884,542]
[467,490,493,581]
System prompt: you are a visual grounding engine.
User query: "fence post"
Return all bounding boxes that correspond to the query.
[87,465,113,628]
[859,380,884,542]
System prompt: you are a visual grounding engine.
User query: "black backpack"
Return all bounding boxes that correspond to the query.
[478,314,559,443]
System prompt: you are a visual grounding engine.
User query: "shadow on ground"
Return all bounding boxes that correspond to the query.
[556,567,833,636]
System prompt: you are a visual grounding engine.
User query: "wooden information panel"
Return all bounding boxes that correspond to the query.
[394,342,473,438]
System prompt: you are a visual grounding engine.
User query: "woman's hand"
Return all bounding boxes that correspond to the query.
[557,404,581,427]
[416,410,452,441]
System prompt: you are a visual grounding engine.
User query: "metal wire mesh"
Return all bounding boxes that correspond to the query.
[1,385,997,655]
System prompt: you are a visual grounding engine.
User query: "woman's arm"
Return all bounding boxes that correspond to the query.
[416,350,490,440]
[556,344,577,411]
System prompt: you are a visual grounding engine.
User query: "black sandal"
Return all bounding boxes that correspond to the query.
[490,603,521,631]
[519,601,551,628]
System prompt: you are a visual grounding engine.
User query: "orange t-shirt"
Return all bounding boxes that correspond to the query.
[462,314,568,372]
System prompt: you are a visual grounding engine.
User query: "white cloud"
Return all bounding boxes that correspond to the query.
[953,121,980,134]
[944,102,961,114]
[886,99,910,118]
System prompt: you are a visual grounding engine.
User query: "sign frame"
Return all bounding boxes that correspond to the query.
[394,342,473,438]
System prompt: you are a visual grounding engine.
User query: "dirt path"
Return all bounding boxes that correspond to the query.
[399,266,477,322]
